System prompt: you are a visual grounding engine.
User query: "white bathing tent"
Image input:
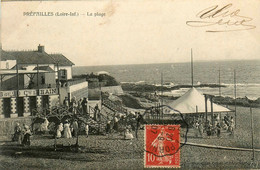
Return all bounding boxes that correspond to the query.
[166,87,231,114]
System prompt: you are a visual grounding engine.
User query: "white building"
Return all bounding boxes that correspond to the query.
[0,50,17,69]
[1,45,74,80]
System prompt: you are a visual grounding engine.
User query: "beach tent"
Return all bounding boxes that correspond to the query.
[167,87,231,114]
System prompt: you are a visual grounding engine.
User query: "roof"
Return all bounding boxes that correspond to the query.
[33,66,54,72]
[6,51,56,64]
[2,50,74,66]
[167,87,231,114]
[49,54,74,66]
[1,50,16,61]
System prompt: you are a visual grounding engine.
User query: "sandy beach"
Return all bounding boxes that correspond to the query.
[0,105,259,169]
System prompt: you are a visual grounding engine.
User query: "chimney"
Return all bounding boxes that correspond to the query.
[38,44,45,53]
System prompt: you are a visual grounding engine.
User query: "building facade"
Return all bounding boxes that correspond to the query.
[0,44,88,119]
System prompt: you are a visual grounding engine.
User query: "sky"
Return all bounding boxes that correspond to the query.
[1,0,260,66]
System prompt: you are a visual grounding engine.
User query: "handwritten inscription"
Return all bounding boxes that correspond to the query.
[186,4,256,32]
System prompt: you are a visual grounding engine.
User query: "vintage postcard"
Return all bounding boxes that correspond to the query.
[0,0,259,169]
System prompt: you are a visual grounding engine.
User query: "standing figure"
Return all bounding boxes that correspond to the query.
[71,96,77,114]
[113,116,119,133]
[136,113,142,139]
[78,98,83,113]
[85,123,89,138]
[72,119,79,137]
[22,125,32,146]
[216,123,221,138]
[94,104,100,121]
[41,75,45,85]
[106,119,111,135]
[205,120,212,136]
[81,98,88,114]
[229,116,235,135]
[63,120,72,138]
[40,117,49,134]
[198,121,203,137]
[56,123,63,138]
[12,123,22,144]
[63,97,69,109]
[194,121,199,137]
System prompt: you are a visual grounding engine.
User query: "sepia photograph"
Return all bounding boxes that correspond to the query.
[0,0,259,169]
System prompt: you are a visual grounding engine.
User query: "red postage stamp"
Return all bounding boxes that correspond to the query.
[144,124,180,168]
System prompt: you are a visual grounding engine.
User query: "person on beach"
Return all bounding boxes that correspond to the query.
[85,123,89,138]
[194,121,200,137]
[63,120,72,138]
[13,123,22,143]
[216,122,221,137]
[106,119,111,135]
[56,122,63,138]
[124,128,134,140]
[113,116,119,133]
[224,115,229,126]
[72,119,79,137]
[229,117,235,135]
[135,113,142,139]
[205,120,212,136]
[230,116,235,126]
[40,117,49,134]
[63,97,69,109]
[81,98,88,114]
[198,121,203,137]
[222,119,228,130]
[71,96,77,114]
[22,125,32,146]
[77,98,83,113]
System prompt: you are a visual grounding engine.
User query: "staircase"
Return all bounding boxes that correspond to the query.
[102,98,127,114]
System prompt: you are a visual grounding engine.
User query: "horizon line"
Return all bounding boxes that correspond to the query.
[73,58,260,67]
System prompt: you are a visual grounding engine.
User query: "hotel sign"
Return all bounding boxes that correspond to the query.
[18,90,37,97]
[0,91,16,98]
[39,88,58,95]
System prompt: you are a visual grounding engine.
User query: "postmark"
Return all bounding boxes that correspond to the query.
[145,124,180,168]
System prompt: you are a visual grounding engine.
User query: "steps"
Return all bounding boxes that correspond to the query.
[102,98,127,114]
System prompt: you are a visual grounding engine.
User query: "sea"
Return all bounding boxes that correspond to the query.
[73,60,260,100]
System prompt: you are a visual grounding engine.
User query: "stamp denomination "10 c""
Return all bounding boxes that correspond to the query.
[145,125,180,168]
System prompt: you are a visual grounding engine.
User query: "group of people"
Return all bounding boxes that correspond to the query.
[56,119,89,139]
[193,114,235,138]
[12,123,32,146]
[105,111,144,140]
[63,97,89,115]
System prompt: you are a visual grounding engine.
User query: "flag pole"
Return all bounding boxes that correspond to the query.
[250,107,255,161]
[161,72,163,118]
[234,69,237,129]
[219,67,221,96]
[191,49,193,87]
